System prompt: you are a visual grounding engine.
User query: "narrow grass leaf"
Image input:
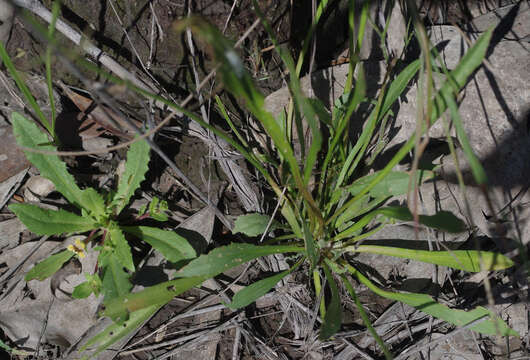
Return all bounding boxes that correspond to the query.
[102,276,206,320]
[378,206,466,233]
[80,304,161,358]
[348,263,518,336]
[233,213,279,237]
[11,112,88,210]
[444,92,488,185]
[342,273,392,359]
[25,250,74,281]
[351,245,514,272]
[228,260,301,309]
[113,138,150,214]
[9,203,96,235]
[303,223,318,270]
[0,49,50,133]
[122,226,196,263]
[331,29,492,223]
[345,170,434,198]
[319,263,342,339]
[176,243,303,278]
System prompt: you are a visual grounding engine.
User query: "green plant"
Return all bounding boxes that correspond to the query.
[8,1,519,358]
[95,12,517,359]
[9,112,196,303]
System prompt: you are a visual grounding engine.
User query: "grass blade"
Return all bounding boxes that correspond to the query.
[346,263,517,336]
[350,245,514,272]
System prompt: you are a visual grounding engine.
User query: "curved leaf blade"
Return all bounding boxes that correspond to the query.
[113,138,150,214]
[25,250,74,281]
[347,263,518,336]
[378,206,466,233]
[320,264,342,339]
[351,245,514,272]
[233,213,278,237]
[122,226,196,263]
[228,269,290,309]
[102,276,205,321]
[176,243,303,279]
[109,228,134,272]
[11,112,87,209]
[9,203,96,235]
[80,304,161,358]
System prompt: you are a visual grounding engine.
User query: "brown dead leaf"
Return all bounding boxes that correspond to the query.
[59,82,141,140]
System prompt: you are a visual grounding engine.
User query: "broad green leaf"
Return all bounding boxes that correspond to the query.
[81,187,106,217]
[72,282,93,299]
[11,112,88,209]
[176,243,303,279]
[378,206,466,233]
[80,304,160,358]
[9,203,97,235]
[113,138,150,214]
[25,250,74,281]
[320,263,342,339]
[122,226,196,263]
[347,263,518,336]
[109,228,134,272]
[350,245,514,272]
[102,276,205,320]
[345,170,435,198]
[100,252,132,301]
[228,269,291,309]
[73,273,102,299]
[233,213,279,237]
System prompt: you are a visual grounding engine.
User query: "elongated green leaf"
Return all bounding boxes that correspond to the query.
[341,273,392,359]
[122,226,196,263]
[176,243,303,278]
[444,92,488,185]
[345,170,435,198]
[25,250,74,281]
[303,223,318,270]
[11,112,88,209]
[80,304,161,358]
[331,29,493,224]
[347,263,518,336]
[9,203,97,235]
[380,59,422,117]
[350,245,514,272]
[0,54,50,134]
[233,213,279,237]
[378,206,466,233]
[81,187,106,218]
[113,138,150,214]
[109,228,134,272]
[100,252,132,301]
[320,263,342,339]
[102,276,206,320]
[228,266,296,309]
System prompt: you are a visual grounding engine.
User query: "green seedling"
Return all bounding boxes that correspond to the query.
[9,112,196,305]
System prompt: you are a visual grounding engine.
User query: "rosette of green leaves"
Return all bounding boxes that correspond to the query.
[9,113,196,304]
